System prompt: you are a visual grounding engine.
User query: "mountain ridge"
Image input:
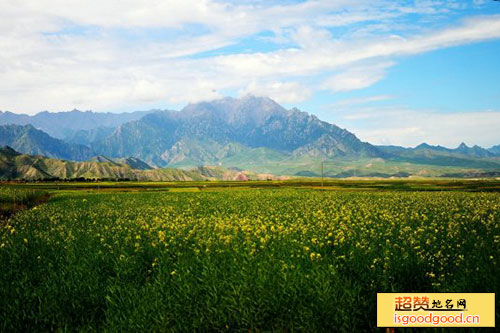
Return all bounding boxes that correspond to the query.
[0,146,207,181]
[1,96,499,177]
[0,109,156,139]
[0,124,95,161]
[91,95,383,167]
[0,146,282,181]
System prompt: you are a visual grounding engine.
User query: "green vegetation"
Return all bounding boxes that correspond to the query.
[238,155,500,178]
[0,146,279,181]
[0,188,48,222]
[3,142,500,181]
[0,146,208,181]
[0,181,499,331]
[4,178,500,192]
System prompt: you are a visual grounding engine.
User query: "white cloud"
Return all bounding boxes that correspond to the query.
[239,81,312,103]
[393,15,500,55]
[320,62,394,92]
[5,0,231,29]
[335,95,394,106]
[213,14,500,79]
[0,1,499,113]
[339,107,500,148]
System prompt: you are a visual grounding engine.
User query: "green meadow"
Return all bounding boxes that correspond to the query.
[0,180,499,331]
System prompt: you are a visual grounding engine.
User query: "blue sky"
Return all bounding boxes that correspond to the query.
[1,0,500,147]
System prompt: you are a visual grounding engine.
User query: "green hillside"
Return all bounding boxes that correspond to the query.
[0,146,205,181]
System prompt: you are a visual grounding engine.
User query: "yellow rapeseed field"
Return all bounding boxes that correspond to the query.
[0,188,499,331]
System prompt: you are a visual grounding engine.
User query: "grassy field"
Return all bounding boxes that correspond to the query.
[3,177,500,192]
[0,188,48,223]
[0,181,499,331]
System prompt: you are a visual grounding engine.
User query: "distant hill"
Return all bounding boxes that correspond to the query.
[91,96,382,167]
[453,142,495,158]
[379,142,496,158]
[194,166,278,181]
[90,156,153,170]
[0,109,154,139]
[0,124,95,161]
[377,142,500,169]
[488,145,500,155]
[66,127,116,146]
[1,96,498,177]
[0,146,206,181]
[0,146,281,181]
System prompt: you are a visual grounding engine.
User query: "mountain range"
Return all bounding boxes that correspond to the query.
[1,95,499,179]
[0,109,153,139]
[0,124,94,161]
[0,146,279,181]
